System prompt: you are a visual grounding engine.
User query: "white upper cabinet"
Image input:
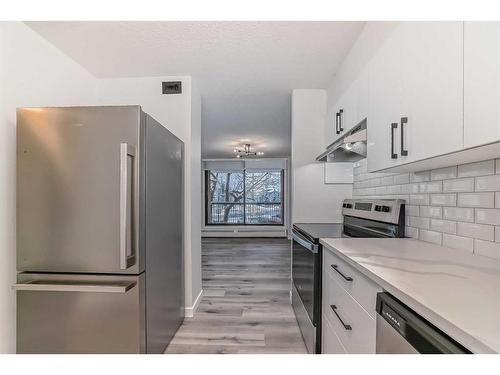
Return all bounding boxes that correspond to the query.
[325,69,369,147]
[464,22,500,148]
[367,22,464,172]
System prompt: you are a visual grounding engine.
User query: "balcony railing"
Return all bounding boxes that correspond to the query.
[207,202,283,225]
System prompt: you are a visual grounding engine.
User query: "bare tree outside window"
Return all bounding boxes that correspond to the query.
[206,170,283,225]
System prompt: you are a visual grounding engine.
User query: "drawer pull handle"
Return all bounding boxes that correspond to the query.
[331,264,353,282]
[330,305,352,331]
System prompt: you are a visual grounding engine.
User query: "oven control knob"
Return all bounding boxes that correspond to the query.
[374,205,382,212]
[346,203,352,209]
[382,206,391,212]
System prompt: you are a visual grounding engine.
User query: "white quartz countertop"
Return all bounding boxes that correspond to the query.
[319,237,500,354]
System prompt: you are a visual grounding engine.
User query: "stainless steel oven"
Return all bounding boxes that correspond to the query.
[291,199,405,354]
[291,230,320,353]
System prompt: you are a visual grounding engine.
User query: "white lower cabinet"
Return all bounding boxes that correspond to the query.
[322,313,347,354]
[322,248,382,354]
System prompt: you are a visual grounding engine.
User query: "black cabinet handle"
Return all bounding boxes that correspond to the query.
[339,109,344,132]
[331,264,353,281]
[335,112,340,134]
[400,117,408,156]
[330,305,352,330]
[391,123,398,159]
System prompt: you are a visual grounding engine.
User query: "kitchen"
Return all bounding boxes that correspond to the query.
[2,2,500,371]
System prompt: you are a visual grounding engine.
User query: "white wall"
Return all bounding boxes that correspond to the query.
[0,22,203,351]
[291,90,352,223]
[189,81,203,309]
[96,76,203,313]
[0,21,99,354]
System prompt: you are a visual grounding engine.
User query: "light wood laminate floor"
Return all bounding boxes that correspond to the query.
[165,237,307,354]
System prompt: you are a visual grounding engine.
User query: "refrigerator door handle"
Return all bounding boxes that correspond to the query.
[120,143,137,270]
[12,281,136,293]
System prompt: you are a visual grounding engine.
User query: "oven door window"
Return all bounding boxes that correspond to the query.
[292,236,318,325]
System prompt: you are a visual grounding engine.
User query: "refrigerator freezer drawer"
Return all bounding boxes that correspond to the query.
[16,273,146,354]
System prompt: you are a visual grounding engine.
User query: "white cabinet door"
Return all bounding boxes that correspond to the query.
[464,22,500,148]
[368,22,464,172]
[325,99,346,147]
[338,85,356,136]
[325,70,369,148]
[354,68,369,126]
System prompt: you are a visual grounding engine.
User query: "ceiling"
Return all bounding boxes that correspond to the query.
[26,21,365,158]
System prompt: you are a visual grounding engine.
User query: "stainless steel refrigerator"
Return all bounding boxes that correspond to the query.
[14,106,184,353]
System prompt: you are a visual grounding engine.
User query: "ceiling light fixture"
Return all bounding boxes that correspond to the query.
[233,143,264,158]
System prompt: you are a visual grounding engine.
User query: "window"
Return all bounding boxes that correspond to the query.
[205,169,284,225]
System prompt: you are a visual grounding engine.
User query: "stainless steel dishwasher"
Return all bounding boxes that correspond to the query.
[376,292,471,354]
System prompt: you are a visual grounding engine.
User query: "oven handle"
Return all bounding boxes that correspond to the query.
[292,232,318,254]
[343,223,392,238]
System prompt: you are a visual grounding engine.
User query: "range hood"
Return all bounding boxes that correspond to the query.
[316,119,367,162]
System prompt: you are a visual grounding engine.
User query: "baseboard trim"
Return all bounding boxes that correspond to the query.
[184,289,203,318]
[202,232,287,238]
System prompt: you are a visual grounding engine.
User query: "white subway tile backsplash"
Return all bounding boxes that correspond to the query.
[409,216,430,229]
[380,176,394,186]
[394,173,410,185]
[442,234,474,252]
[353,158,500,258]
[442,178,475,193]
[410,194,429,205]
[419,229,442,245]
[401,184,419,194]
[410,171,430,183]
[419,181,442,193]
[405,226,418,239]
[457,192,495,208]
[443,207,474,222]
[419,206,442,218]
[406,205,419,217]
[431,166,457,181]
[474,239,500,260]
[457,160,495,177]
[387,185,401,194]
[456,222,495,241]
[475,175,500,192]
[476,209,500,226]
[430,219,456,234]
[430,194,457,206]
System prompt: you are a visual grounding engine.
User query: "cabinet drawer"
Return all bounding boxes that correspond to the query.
[322,313,347,354]
[323,271,376,353]
[323,247,382,318]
